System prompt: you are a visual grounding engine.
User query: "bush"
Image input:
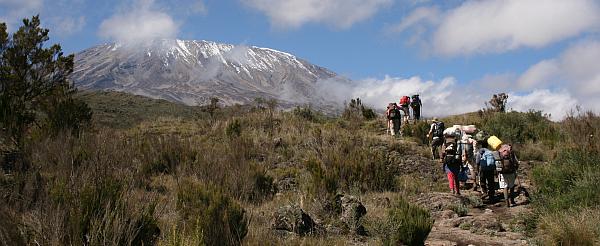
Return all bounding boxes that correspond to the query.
[305,129,396,197]
[292,106,324,123]
[176,179,248,246]
[225,119,242,137]
[382,198,434,246]
[537,208,600,246]
[450,204,469,217]
[531,148,600,213]
[401,121,431,145]
[481,110,560,145]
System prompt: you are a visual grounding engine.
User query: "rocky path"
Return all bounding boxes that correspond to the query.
[420,181,532,245]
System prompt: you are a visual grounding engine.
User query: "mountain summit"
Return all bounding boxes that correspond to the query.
[72,39,340,108]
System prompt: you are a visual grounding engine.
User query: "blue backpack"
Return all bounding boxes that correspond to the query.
[478,148,496,171]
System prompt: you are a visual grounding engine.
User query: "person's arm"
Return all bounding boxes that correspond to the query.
[427,124,434,137]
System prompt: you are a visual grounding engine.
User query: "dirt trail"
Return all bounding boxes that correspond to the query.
[419,161,533,245]
[423,189,531,245]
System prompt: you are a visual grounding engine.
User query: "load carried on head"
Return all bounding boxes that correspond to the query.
[443,124,477,138]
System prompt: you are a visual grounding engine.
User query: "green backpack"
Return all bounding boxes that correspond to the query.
[474,130,489,142]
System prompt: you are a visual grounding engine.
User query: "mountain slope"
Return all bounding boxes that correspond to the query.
[72,39,339,109]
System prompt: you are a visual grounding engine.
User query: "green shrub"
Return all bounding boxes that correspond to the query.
[382,198,434,246]
[176,180,248,246]
[537,209,600,246]
[401,121,431,145]
[292,106,324,123]
[531,148,600,213]
[450,204,469,217]
[481,110,560,145]
[247,164,275,202]
[87,199,160,246]
[225,119,242,137]
[305,132,396,197]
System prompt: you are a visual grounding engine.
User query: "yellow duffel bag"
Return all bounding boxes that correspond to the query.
[487,136,503,150]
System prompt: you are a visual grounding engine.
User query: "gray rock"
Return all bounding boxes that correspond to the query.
[275,176,298,192]
[271,205,317,235]
[338,195,367,235]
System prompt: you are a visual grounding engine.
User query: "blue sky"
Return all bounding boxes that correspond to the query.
[1,0,599,119]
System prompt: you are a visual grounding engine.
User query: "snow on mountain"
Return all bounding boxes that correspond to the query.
[71,39,340,110]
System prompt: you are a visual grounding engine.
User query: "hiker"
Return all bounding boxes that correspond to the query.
[457,134,478,191]
[386,103,402,136]
[410,95,422,120]
[442,143,462,195]
[427,118,444,160]
[399,96,411,124]
[476,140,497,202]
[497,144,519,207]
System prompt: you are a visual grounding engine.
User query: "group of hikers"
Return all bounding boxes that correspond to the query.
[384,95,520,207]
[427,118,521,207]
[385,95,422,136]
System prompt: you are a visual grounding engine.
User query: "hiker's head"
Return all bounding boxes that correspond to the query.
[432,117,438,122]
[480,141,489,149]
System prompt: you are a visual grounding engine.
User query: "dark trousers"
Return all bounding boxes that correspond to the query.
[431,138,443,160]
[480,169,496,199]
[412,107,420,120]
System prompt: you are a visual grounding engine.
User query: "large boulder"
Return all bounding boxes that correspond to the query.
[271,205,317,235]
[337,195,367,235]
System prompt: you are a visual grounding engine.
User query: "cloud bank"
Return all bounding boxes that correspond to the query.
[98,0,179,43]
[393,0,600,56]
[242,0,392,29]
[517,39,600,113]
[317,73,583,121]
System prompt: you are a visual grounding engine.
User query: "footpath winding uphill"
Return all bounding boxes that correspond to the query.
[370,130,533,245]
[394,136,534,246]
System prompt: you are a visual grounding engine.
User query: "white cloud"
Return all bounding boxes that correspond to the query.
[517,60,559,90]
[394,0,600,56]
[508,90,577,121]
[316,75,485,117]
[0,0,43,29]
[517,39,600,112]
[242,0,392,29]
[317,72,586,121]
[388,6,439,34]
[98,0,179,43]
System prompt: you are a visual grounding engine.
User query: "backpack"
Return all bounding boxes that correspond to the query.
[388,108,399,119]
[400,96,410,106]
[433,121,445,138]
[410,96,420,108]
[457,140,474,159]
[498,144,518,173]
[498,144,512,159]
[478,148,496,171]
[474,130,489,142]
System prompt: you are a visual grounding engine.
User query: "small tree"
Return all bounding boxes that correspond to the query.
[0,16,90,149]
[343,98,376,120]
[207,97,220,118]
[488,93,508,113]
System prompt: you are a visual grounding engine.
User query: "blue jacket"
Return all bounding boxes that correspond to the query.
[477,148,496,171]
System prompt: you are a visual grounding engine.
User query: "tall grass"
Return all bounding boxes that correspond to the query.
[381,198,434,246]
[529,110,600,244]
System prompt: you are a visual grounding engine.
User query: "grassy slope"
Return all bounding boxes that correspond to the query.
[76,90,205,128]
[4,91,595,245]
